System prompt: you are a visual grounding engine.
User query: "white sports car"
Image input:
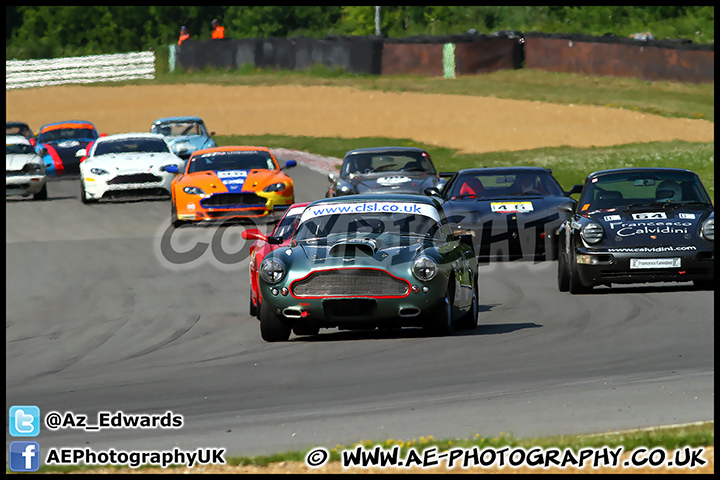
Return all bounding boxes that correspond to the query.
[6,134,48,200]
[78,133,184,204]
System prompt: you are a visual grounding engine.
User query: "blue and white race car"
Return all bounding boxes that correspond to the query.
[150,116,216,160]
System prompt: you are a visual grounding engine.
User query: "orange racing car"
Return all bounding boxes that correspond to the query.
[167,146,297,227]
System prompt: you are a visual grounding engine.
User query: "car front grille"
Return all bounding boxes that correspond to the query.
[107,173,162,184]
[291,268,410,298]
[6,170,24,177]
[201,193,265,207]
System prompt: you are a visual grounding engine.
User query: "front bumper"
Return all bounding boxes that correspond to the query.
[176,192,294,222]
[6,175,47,196]
[83,175,172,200]
[574,246,714,287]
[259,272,447,329]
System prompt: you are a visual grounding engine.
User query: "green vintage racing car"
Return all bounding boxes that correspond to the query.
[256,194,479,341]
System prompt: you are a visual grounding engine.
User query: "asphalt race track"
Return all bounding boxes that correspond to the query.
[6,162,714,459]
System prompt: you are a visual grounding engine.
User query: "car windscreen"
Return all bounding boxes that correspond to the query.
[6,125,32,137]
[272,211,304,240]
[151,122,203,136]
[448,171,565,199]
[578,171,712,209]
[94,138,171,156]
[188,151,276,173]
[6,143,36,155]
[38,127,98,143]
[342,151,435,176]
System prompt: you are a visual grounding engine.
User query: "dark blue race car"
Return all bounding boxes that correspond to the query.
[431,167,576,263]
[35,120,99,175]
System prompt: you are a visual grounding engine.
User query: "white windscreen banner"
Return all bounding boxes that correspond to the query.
[301,201,440,223]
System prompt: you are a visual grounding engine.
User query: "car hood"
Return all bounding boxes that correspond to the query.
[441,194,573,226]
[181,169,289,193]
[7,154,42,170]
[84,152,181,173]
[349,172,438,194]
[166,135,208,149]
[294,235,427,267]
[585,204,712,246]
[40,140,93,159]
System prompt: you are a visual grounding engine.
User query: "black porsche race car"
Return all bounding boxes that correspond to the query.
[325,147,447,198]
[432,167,577,263]
[557,167,714,293]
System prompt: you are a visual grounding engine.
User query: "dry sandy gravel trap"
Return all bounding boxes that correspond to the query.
[4,84,714,155]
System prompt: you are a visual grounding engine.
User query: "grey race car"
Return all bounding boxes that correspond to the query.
[326,147,447,198]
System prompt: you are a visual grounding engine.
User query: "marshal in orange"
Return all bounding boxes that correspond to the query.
[166,146,297,227]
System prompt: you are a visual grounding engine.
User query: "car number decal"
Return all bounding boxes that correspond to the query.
[215,170,248,192]
[490,202,534,213]
[376,176,412,185]
[632,212,667,220]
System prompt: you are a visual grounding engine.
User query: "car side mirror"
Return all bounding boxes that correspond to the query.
[424,186,441,197]
[558,204,574,215]
[268,235,283,245]
[164,165,179,174]
[328,173,337,183]
[210,131,216,136]
[567,184,583,195]
[241,228,267,242]
[282,160,297,170]
[75,149,86,158]
[457,233,474,252]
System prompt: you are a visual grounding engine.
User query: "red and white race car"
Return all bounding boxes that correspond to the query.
[242,202,310,318]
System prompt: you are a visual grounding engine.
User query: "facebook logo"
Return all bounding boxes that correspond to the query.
[9,441,41,472]
[9,405,40,436]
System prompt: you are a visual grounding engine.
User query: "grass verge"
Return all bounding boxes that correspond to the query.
[23,421,713,473]
[220,135,715,200]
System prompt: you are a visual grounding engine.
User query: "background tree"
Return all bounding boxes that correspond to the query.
[5,6,714,60]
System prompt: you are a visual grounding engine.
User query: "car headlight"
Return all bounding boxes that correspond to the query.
[339,184,353,193]
[22,163,43,174]
[260,258,286,284]
[580,222,604,244]
[412,256,438,282]
[263,182,286,193]
[90,167,109,175]
[701,218,714,241]
[183,186,206,196]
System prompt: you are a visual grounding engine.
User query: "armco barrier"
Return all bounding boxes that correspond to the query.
[6,51,155,90]
[176,37,383,75]
[523,32,714,84]
[174,32,711,84]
